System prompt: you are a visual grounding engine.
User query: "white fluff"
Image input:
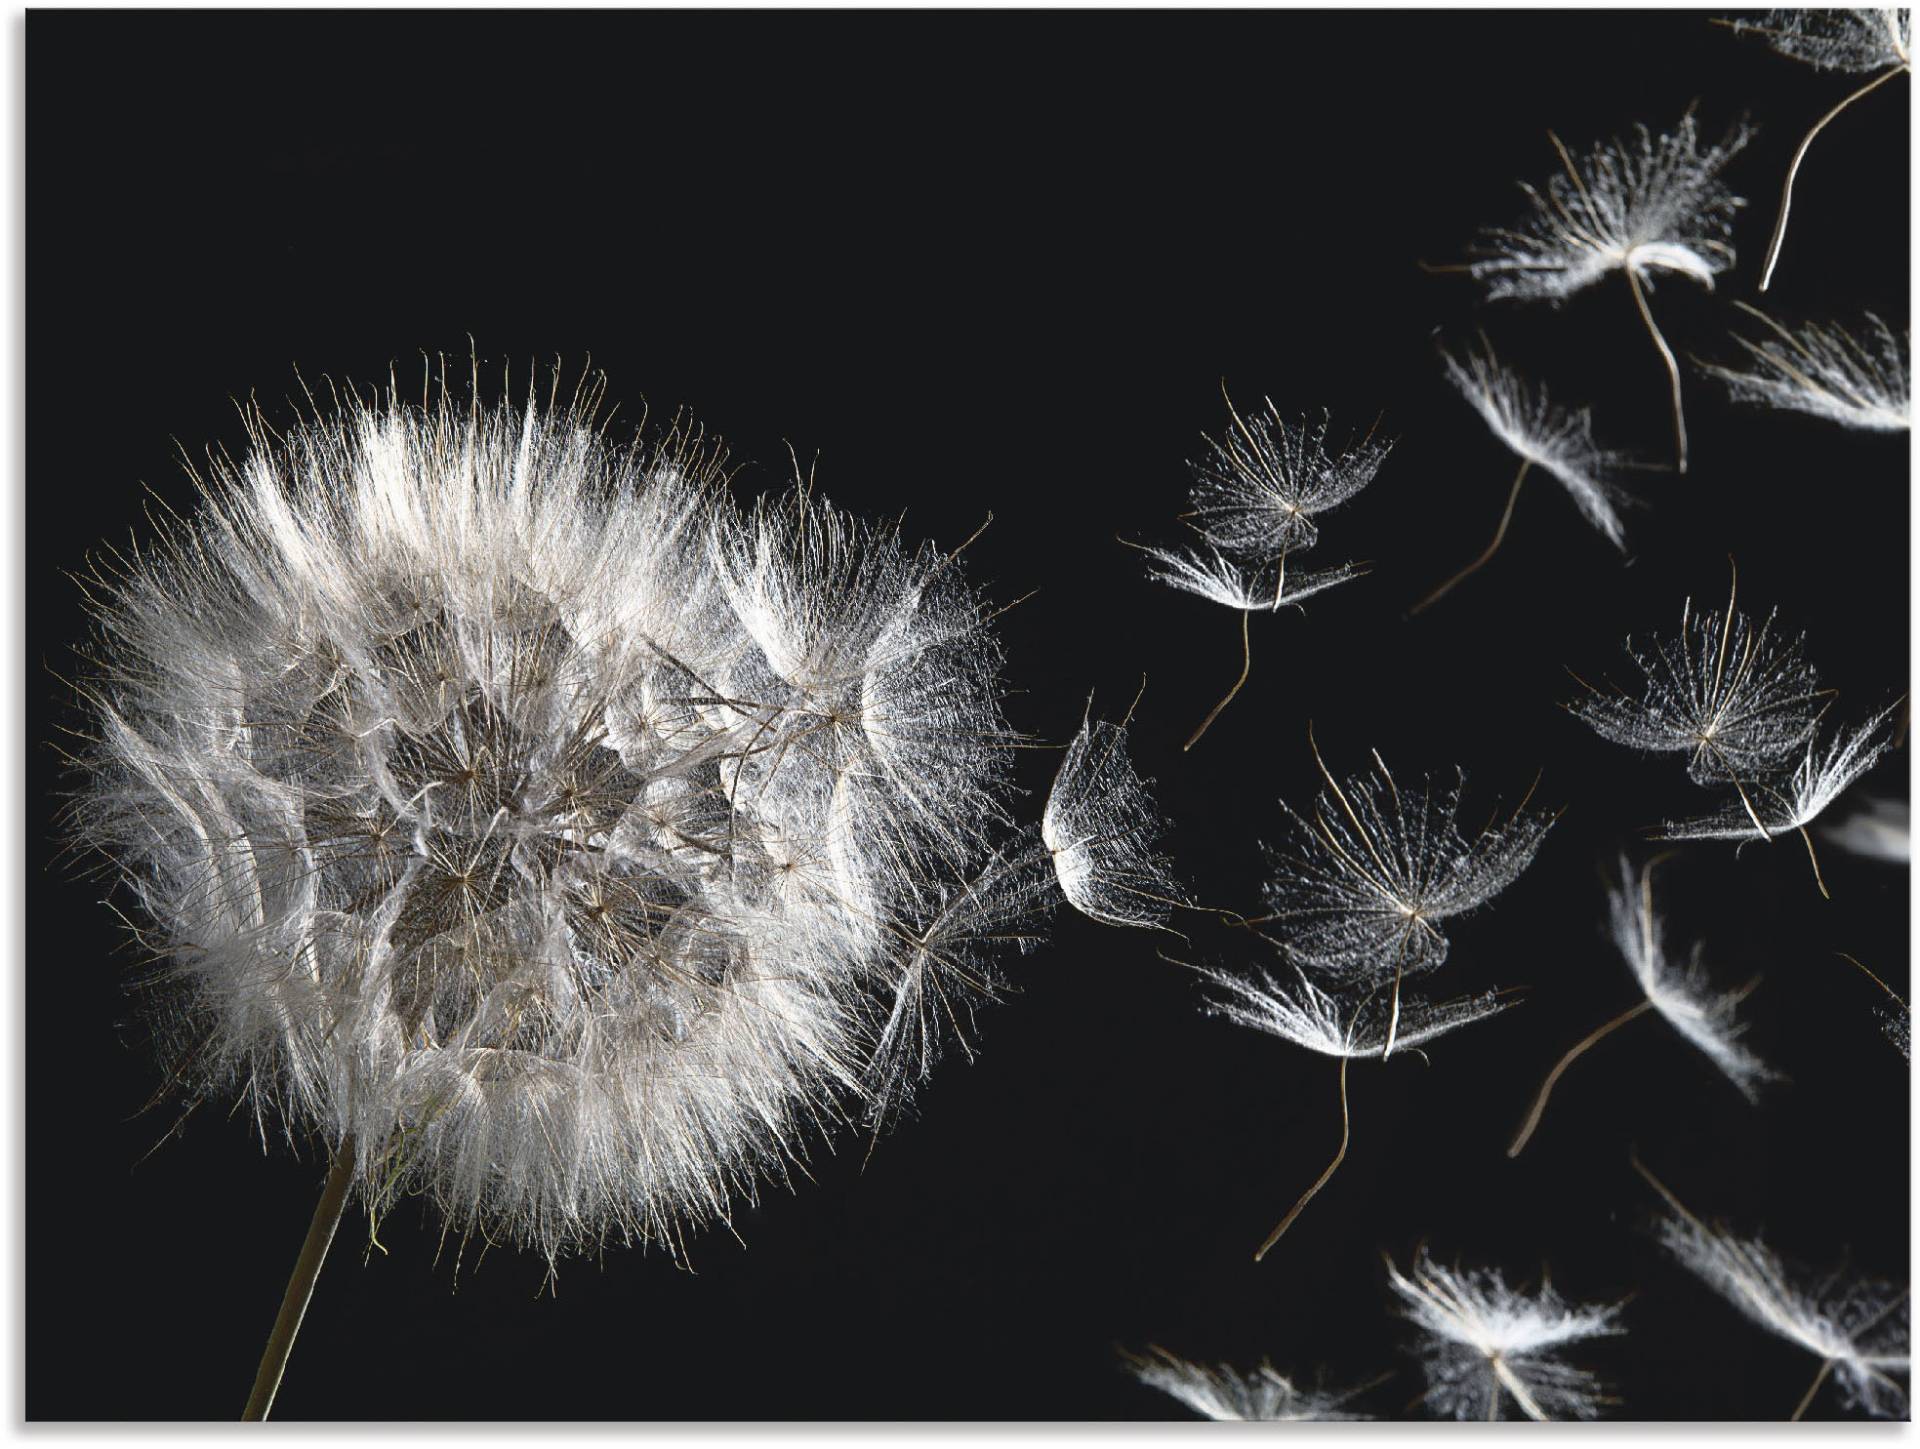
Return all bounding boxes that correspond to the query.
[1703,307,1910,433]
[1386,1248,1626,1420]
[1199,962,1516,1059]
[69,367,1057,1261]
[1042,703,1184,929]
[1728,8,1911,74]
[1122,1345,1377,1421]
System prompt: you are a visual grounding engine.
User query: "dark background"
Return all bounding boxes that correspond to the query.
[28,8,1910,1423]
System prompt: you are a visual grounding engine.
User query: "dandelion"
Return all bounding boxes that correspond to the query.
[1413,336,1635,613]
[1468,109,1751,472]
[1385,1247,1626,1421]
[1040,690,1186,930]
[1567,560,1828,833]
[1655,700,1901,897]
[1136,543,1367,750]
[1723,9,1911,290]
[1701,305,1910,432]
[1508,855,1775,1157]
[1634,1155,1911,1419]
[1137,389,1385,748]
[1198,962,1516,1257]
[62,362,1055,1415]
[1121,1345,1382,1421]
[1258,730,1554,1054]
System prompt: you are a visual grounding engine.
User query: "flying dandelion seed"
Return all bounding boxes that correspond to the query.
[1385,1247,1626,1421]
[1655,700,1901,897]
[1634,1155,1911,1420]
[1701,305,1910,433]
[1723,9,1911,291]
[1136,392,1385,749]
[1821,794,1910,864]
[1258,730,1554,1056]
[1040,691,1186,930]
[1567,560,1829,836]
[61,360,1070,1416]
[1413,336,1637,613]
[1508,854,1775,1158]
[1467,109,1751,473]
[1197,962,1516,1257]
[1121,1345,1383,1421]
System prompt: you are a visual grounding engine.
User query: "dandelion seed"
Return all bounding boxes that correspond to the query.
[1508,855,1775,1157]
[1137,543,1367,750]
[1724,9,1911,290]
[1121,1345,1381,1421]
[1634,1155,1911,1420]
[1199,962,1516,1257]
[1386,1247,1626,1421]
[1413,337,1636,613]
[1259,731,1554,1054]
[1184,393,1391,563]
[1041,691,1186,930]
[1138,391,1385,749]
[1702,305,1910,432]
[1567,561,1828,832]
[1655,700,1900,897]
[1468,110,1751,472]
[1821,794,1910,864]
[63,361,1052,1414]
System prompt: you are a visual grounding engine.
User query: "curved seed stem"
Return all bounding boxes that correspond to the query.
[1798,824,1831,899]
[242,1141,357,1421]
[1790,1357,1837,1422]
[1508,1000,1655,1157]
[1184,607,1252,752]
[1625,264,1688,474]
[1760,65,1907,292]
[1410,459,1532,615]
[1254,1051,1351,1261]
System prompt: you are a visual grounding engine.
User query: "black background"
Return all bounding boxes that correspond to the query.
[28,8,1911,1423]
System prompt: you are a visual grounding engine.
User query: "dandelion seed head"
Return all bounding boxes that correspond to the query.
[1198,962,1516,1059]
[1470,113,1751,304]
[1440,337,1636,548]
[1042,709,1183,929]
[1606,858,1776,1097]
[1185,403,1391,563]
[66,366,1041,1261]
[1140,543,1366,613]
[1703,309,1910,433]
[1122,1346,1377,1421]
[1569,588,1826,787]
[1260,756,1553,986]
[1387,1248,1625,1421]
[1646,1178,1911,1418]
[1728,8,1912,73]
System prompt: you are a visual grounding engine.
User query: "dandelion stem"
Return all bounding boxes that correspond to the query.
[242,1140,357,1422]
[1789,1357,1837,1422]
[1254,1051,1351,1261]
[1797,824,1830,899]
[1410,458,1531,614]
[1624,263,1688,474]
[1759,65,1907,292]
[1184,607,1252,752]
[1508,999,1654,1157]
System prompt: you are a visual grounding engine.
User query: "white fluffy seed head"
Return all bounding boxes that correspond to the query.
[1198,962,1517,1060]
[1727,8,1912,73]
[1702,308,1910,433]
[1386,1248,1626,1421]
[1639,1163,1911,1418]
[1042,703,1185,929]
[1469,112,1751,304]
[1605,857,1776,1098]
[1184,402,1392,562]
[65,365,1043,1261]
[1438,336,1636,549]
[1121,1346,1378,1421]
[1140,542,1366,613]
